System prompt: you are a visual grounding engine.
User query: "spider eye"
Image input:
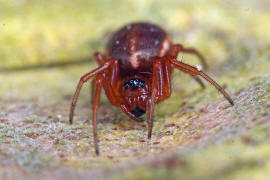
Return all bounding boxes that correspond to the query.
[124,79,145,90]
[124,83,129,89]
[139,81,145,87]
[129,79,139,90]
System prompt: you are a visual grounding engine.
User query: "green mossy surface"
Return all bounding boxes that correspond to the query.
[0,0,270,179]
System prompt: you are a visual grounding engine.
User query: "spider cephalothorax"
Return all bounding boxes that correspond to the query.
[119,76,151,118]
[69,22,234,155]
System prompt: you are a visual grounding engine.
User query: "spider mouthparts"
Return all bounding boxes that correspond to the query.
[131,106,145,117]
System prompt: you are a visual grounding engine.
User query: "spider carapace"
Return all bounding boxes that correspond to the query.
[69,22,234,155]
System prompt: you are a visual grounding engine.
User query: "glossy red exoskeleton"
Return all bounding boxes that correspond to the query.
[69,22,234,155]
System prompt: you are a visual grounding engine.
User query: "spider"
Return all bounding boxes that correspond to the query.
[69,22,234,155]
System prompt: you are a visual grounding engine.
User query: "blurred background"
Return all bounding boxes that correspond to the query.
[1,0,270,179]
[1,0,270,101]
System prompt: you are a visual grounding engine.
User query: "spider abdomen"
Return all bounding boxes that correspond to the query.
[106,22,171,77]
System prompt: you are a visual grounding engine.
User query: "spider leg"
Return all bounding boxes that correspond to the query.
[101,60,121,106]
[91,79,96,104]
[109,59,119,92]
[94,52,105,66]
[171,44,208,70]
[92,52,119,105]
[160,57,172,100]
[155,58,163,100]
[147,57,163,139]
[146,57,174,138]
[91,74,103,156]
[91,52,105,104]
[120,104,142,122]
[69,60,115,124]
[94,52,119,93]
[166,56,234,106]
[153,57,172,103]
[89,52,105,107]
[170,44,206,89]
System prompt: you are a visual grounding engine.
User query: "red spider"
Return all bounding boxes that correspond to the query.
[69,22,234,155]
